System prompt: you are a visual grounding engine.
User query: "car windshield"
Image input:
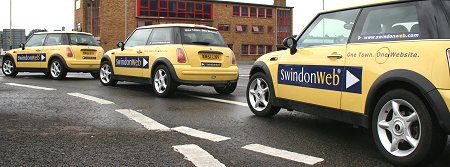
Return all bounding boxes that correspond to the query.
[180,28,227,47]
[69,34,99,46]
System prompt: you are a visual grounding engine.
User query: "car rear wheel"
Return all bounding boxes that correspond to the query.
[49,59,67,80]
[214,82,237,95]
[2,58,18,77]
[372,89,447,166]
[152,65,176,98]
[247,72,280,117]
[99,61,117,86]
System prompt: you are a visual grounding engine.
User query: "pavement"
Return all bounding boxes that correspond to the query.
[0,64,449,166]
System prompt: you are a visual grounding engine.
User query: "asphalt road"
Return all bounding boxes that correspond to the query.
[0,63,449,166]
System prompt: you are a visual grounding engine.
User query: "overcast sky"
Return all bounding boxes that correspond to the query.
[0,0,373,35]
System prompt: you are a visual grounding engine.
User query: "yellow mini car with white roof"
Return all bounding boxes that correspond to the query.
[2,31,104,79]
[100,24,238,97]
[247,0,450,165]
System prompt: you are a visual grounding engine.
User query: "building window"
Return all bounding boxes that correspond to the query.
[138,20,153,27]
[277,10,291,45]
[252,25,264,33]
[218,24,230,32]
[268,26,273,33]
[233,6,240,16]
[241,44,249,54]
[258,8,265,18]
[266,45,273,53]
[267,9,273,18]
[258,45,265,55]
[236,25,247,32]
[241,7,249,17]
[250,45,257,54]
[250,7,257,17]
[138,0,213,20]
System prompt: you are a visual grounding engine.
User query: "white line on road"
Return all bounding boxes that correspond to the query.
[189,95,247,107]
[68,93,114,104]
[242,144,324,165]
[172,126,230,142]
[5,83,56,90]
[116,109,171,131]
[173,144,226,167]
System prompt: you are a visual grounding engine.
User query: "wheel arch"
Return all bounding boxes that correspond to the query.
[48,54,68,69]
[2,53,14,62]
[151,57,178,81]
[365,69,449,132]
[101,55,111,63]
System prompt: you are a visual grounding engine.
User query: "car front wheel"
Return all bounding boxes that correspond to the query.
[372,89,447,166]
[99,61,117,86]
[2,58,18,77]
[247,72,280,117]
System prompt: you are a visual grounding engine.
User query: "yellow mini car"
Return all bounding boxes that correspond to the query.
[247,0,450,165]
[2,31,104,79]
[100,24,239,97]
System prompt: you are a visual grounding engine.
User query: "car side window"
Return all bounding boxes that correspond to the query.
[25,34,47,47]
[125,28,153,47]
[297,9,360,48]
[44,34,63,46]
[148,28,173,45]
[350,3,421,43]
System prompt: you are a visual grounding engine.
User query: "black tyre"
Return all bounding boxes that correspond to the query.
[214,82,237,95]
[152,65,176,97]
[372,89,447,166]
[43,72,51,78]
[246,72,280,117]
[99,61,118,86]
[2,57,18,77]
[49,59,67,80]
[90,71,100,79]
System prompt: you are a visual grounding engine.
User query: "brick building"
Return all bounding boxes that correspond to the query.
[74,0,293,60]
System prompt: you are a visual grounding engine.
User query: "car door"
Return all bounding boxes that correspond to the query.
[14,34,47,68]
[42,33,66,68]
[277,9,360,109]
[113,28,152,77]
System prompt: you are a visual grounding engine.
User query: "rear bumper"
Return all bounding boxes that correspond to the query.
[172,64,239,86]
[430,89,450,133]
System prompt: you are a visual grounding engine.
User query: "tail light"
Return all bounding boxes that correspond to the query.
[67,48,73,57]
[177,48,187,63]
[232,52,237,65]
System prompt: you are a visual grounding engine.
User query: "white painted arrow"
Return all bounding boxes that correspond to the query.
[346,70,360,89]
[143,58,148,67]
[41,54,45,61]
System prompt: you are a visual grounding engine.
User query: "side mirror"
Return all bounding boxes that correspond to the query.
[19,43,25,50]
[117,42,125,51]
[282,37,298,55]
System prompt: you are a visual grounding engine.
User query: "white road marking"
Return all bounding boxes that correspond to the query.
[242,144,324,165]
[172,126,230,142]
[68,93,114,104]
[116,109,171,131]
[5,83,56,90]
[189,95,247,107]
[173,144,226,167]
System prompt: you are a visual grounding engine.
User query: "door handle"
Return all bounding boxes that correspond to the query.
[137,50,143,54]
[36,49,41,52]
[327,54,342,59]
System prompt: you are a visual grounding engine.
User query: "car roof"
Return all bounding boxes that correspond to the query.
[324,0,417,13]
[137,24,218,31]
[34,31,94,35]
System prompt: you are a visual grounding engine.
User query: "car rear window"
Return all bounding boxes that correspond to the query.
[180,28,227,47]
[69,34,99,46]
